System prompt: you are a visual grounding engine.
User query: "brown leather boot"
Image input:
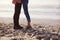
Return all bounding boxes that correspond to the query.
[26,22,32,30]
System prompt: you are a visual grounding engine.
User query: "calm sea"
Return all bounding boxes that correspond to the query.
[0,4,60,19]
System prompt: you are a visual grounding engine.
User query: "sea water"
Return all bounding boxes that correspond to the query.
[0,0,60,19]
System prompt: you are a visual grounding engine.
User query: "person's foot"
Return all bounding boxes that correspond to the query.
[14,25,23,30]
[26,25,32,30]
[26,22,32,30]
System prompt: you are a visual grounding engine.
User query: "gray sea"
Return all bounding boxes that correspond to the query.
[0,4,60,19]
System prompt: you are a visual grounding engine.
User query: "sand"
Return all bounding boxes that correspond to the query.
[0,17,60,40]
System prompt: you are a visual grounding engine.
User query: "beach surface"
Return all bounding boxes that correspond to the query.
[0,17,60,40]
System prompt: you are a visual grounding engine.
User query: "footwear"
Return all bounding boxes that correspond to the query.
[26,23,32,29]
[14,25,23,30]
[26,26,32,30]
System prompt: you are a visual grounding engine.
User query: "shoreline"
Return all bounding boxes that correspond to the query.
[0,17,60,40]
[0,17,60,26]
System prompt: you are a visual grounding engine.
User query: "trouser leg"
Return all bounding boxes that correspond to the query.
[13,3,22,26]
[23,3,31,22]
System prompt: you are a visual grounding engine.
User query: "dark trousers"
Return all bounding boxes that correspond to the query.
[13,2,31,26]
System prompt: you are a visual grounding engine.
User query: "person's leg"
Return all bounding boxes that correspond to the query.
[13,3,23,29]
[23,2,31,28]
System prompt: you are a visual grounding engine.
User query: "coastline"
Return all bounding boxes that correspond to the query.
[0,17,60,40]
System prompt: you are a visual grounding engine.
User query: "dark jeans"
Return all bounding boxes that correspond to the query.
[13,2,31,26]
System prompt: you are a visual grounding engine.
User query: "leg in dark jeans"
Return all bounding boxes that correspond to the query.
[23,2,31,28]
[23,3,31,22]
[13,3,23,29]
